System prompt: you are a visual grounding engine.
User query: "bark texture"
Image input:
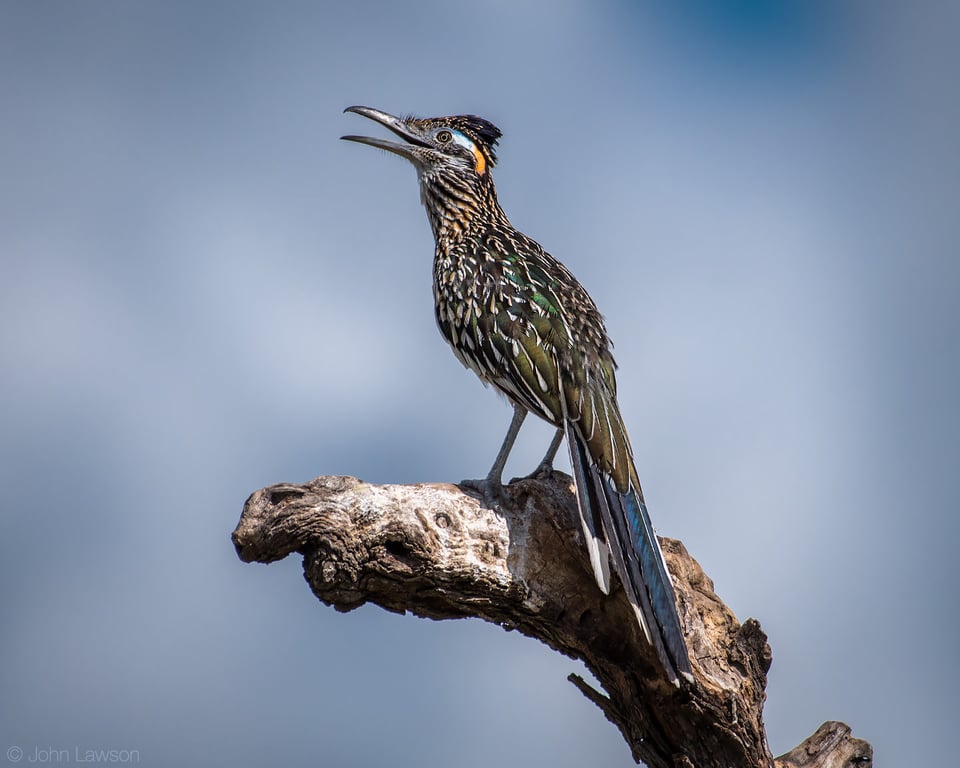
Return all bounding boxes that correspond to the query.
[232,473,871,768]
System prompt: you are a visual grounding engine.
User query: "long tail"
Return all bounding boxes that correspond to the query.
[565,419,693,685]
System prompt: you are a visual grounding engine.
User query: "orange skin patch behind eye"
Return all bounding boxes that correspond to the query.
[472,145,486,175]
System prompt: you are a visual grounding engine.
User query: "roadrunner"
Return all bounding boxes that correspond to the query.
[342,106,692,684]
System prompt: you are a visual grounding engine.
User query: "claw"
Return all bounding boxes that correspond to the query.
[510,461,555,484]
[460,477,508,508]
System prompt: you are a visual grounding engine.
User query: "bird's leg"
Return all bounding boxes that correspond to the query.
[461,403,527,506]
[519,427,564,480]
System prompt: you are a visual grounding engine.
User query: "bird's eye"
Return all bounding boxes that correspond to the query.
[436,130,453,144]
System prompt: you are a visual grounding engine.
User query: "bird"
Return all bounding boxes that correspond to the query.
[341,106,692,684]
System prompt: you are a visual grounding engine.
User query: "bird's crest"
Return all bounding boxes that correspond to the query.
[451,115,502,166]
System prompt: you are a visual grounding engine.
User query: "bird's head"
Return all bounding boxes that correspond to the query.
[341,106,501,180]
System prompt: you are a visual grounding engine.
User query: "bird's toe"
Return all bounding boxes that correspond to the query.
[459,477,508,509]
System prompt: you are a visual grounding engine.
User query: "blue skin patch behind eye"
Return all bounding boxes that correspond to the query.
[450,130,474,151]
[446,129,486,174]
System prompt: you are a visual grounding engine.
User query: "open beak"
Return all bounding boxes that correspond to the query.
[341,106,430,160]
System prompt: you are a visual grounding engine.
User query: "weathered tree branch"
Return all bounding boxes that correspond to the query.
[232,473,871,768]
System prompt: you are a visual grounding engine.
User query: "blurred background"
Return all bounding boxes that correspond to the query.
[1,2,956,765]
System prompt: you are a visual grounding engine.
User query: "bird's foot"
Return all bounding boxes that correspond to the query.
[513,460,555,482]
[459,476,508,509]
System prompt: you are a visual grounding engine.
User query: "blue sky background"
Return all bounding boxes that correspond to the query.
[1,2,956,766]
